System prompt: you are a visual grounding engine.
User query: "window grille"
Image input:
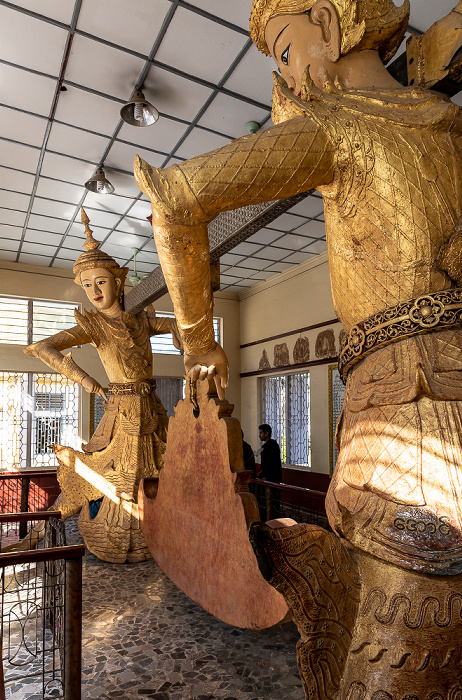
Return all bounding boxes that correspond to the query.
[0,372,79,471]
[150,313,221,355]
[0,296,79,346]
[262,372,311,467]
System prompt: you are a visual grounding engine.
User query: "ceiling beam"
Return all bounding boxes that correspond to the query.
[125,191,312,313]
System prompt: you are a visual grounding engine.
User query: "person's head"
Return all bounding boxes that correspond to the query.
[259,423,272,442]
[73,208,128,312]
[250,0,409,94]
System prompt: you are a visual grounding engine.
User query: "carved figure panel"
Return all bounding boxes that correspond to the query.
[274,342,290,367]
[259,349,271,370]
[315,329,336,359]
[293,336,310,363]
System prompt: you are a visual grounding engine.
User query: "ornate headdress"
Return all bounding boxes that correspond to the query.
[249,0,410,64]
[73,208,128,287]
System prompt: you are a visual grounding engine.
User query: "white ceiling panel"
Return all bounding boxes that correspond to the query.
[47,122,111,162]
[127,199,152,221]
[82,192,134,216]
[198,93,269,139]
[294,220,326,239]
[19,253,54,266]
[113,217,151,236]
[140,239,158,253]
[246,228,284,245]
[65,35,145,102]
[105,141,165,173]
[35,177,85,204]
[0,250,16,262]
[0,224,22,240]
[54,88,121,137]
[21,242,58,256]
[12,0,76,25]
[0,140,40,173]
[105,171,141,197]
[274,233,318,251]
[27,214,68,234]
[52,258,74,270]
[0,168,34,194]
[143,66,214,123]
[231,241,265,256]
[77,208,121,229]
[31,198,76,220]
[184,0,251,30]
[302,240,327,254]
[0,237,20,252]
[24,230,63,245]
[0,107,47,148]
[78,0,171,55]
[175,128,231,160]
[40,152,96,186]
[237,257,271,270]
[224,44,275,106]
[155,7,248,84]
[264,261,295,273]
[0,209,27,227]
[254,246,288,261]
[118,117,188,155]
[284,251,317,264]
[0,64,56,117]
[0,191,30,211]
[409,0,458,32]
[106,231,149,249]
[287,196,324,218]
[267,212,309,232]
[0,6,68,76]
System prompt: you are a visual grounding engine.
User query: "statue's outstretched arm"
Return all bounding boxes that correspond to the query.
[24,325,92,385]
[134,114,334,361]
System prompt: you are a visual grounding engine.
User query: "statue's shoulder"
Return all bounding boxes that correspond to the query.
[74,308,103,343]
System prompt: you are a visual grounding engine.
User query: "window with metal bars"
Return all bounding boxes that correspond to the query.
[0,295,79,345]
[0,372,79,470]
[150,313,222,355]
[261,372,311,468]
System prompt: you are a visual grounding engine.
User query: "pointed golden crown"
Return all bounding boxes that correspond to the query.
[73,208,128,286]
[249,0,409,63]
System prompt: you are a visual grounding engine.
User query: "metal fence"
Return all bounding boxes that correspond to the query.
[0,513,84,700]
[252,478,330,530]
[0,372,79,471]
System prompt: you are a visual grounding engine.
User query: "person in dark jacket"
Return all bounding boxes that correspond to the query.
[258,424,282,483]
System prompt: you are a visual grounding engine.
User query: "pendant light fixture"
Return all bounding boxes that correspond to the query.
[84,167,115,194]
[120,89,159,127]
[128,248,146,286]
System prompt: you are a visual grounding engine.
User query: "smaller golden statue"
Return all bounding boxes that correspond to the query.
[23,209,180,563]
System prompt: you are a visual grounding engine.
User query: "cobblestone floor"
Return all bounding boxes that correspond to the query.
[64,518,304,700]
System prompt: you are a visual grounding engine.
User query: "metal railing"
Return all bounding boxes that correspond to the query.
[0,513,84,700]
[251,478,330,529]
[0,471,60,538]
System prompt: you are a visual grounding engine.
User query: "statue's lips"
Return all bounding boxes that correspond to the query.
[94,296,103,302]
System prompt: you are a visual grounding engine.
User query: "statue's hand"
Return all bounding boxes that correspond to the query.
[184,344,229,400]
[81,375,107,401]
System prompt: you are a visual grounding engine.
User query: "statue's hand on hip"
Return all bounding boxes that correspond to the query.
[82,375,108,401]
[184,344,229,400]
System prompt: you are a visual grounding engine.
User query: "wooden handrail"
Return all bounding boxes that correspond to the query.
[0,469,57,479]
[0,511,61,523]
[251,478,326,498]
[0,544,85,567]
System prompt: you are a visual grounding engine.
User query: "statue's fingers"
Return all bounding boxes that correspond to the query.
[214,373,226,400]
[190,364,201,382]
[199,365,209,381]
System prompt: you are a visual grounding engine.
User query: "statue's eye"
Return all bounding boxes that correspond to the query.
[97,280,106,286]
[281,44,290,65]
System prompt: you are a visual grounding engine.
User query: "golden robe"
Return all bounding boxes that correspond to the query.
[26,306,174,563]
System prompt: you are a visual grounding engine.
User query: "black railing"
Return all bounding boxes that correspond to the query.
[0,513,84,699]
[251,478,330,529]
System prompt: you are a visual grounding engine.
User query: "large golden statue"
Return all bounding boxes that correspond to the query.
[24,210,179,563]
[134,0,462,695]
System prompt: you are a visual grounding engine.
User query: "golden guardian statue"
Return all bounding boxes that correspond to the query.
[134,0,462,696]
[24,209,179,563]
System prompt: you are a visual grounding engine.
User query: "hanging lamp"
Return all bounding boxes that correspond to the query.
[84,167,115,194]
[120,90,159,127]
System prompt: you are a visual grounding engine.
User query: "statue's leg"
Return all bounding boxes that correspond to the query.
[340,551,462,698]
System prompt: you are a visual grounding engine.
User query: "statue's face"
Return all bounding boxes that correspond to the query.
[80,267,121,312]
[265,12,329,94]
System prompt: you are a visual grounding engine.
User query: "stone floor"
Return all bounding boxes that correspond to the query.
[64,518,305,700]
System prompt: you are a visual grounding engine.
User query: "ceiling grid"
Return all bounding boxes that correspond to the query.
[0,0,460,294]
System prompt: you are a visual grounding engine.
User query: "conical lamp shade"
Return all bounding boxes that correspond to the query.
[84,168,115,194]
[120,90,159,127]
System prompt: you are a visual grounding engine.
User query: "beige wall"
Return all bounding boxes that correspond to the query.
[239,252,341,475]
[0,260,241,444]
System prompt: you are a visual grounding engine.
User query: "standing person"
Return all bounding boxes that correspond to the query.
[258,424,282,519]
[258,424,282,483]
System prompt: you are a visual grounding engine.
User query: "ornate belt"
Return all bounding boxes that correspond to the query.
[339,288,462,382]
[108,378,156,397]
